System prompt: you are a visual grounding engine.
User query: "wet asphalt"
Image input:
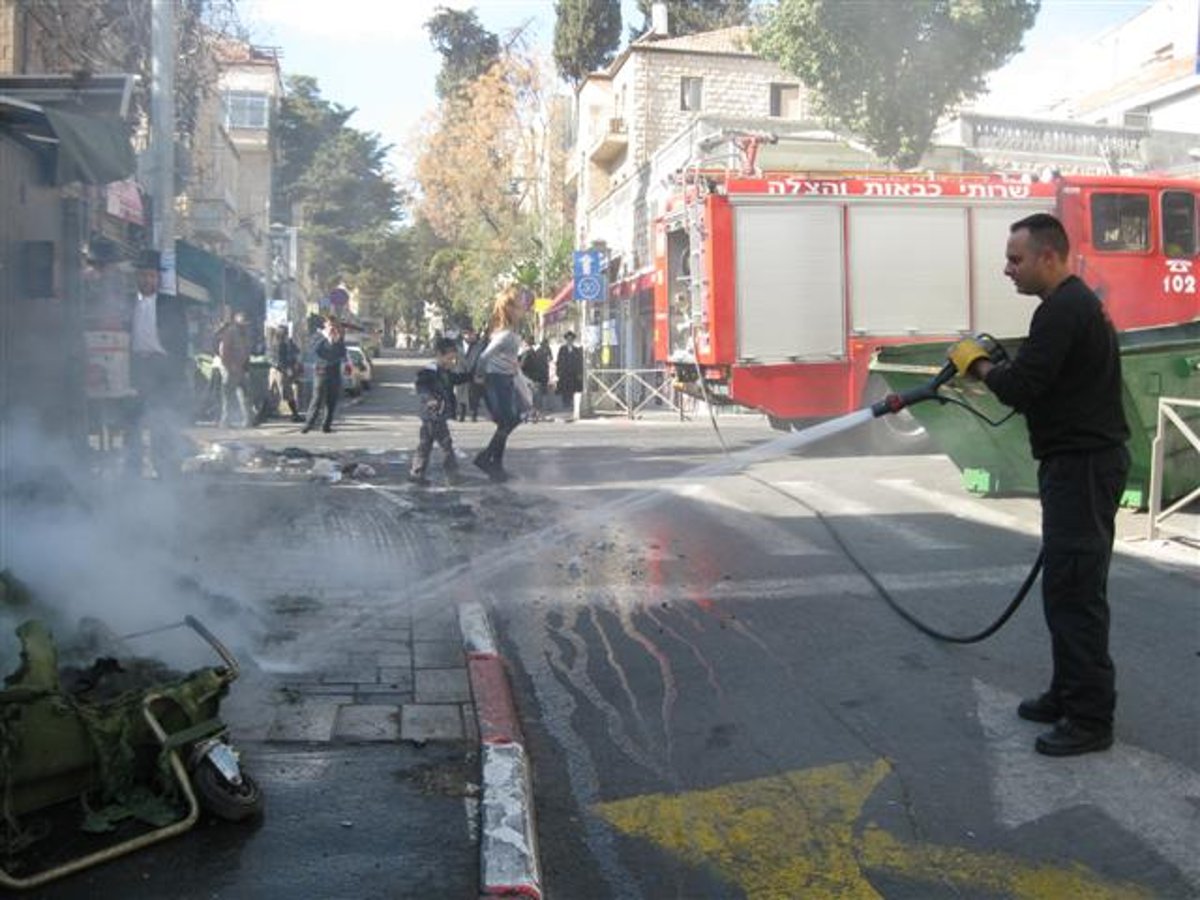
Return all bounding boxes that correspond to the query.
[7,352,1197,899]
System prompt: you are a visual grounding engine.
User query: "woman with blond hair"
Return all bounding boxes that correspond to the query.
[473,287,525,481]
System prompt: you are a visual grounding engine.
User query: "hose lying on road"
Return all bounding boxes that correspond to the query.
[686,344,1040,644]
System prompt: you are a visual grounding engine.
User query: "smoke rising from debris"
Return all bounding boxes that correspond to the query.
[0,417,261,672]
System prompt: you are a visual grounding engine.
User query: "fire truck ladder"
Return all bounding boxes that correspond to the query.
[679,130,777,364]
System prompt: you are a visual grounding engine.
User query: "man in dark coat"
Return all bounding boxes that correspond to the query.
[555,331,583,410]
[127,249,188,477]
[948,213,1129,758]
[302,316,347,434]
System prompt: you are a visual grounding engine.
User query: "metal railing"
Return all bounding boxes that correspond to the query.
[586,368,691,419]
[1147,396,1200,541]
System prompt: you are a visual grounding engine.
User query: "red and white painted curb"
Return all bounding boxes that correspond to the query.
[459,602,542,899]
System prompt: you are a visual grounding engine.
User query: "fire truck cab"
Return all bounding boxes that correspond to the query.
[653,170,1200,431]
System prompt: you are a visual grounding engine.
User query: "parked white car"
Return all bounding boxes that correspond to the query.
[346,344,372,393]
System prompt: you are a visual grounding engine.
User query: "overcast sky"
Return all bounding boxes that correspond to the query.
[242,0,1156,181]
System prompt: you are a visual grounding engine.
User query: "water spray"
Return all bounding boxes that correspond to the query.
[783,334,1044,644]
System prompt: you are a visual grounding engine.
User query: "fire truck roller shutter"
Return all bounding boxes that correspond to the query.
[972,204,1054,338]
[848,205,970,335]
[732,202,846,364]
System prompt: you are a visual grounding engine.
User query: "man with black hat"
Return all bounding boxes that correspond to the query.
[555,330,583,411]
[127,249,188,476]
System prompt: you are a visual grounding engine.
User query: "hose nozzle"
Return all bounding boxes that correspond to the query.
[871,359,957,418]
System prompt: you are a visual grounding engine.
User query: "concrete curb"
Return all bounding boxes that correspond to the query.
[459,602,542,899]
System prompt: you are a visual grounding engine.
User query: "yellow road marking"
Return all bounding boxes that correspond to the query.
[594,760,1150,899]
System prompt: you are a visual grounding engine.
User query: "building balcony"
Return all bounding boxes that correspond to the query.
[183,196,237,245]
[589,117,628,167]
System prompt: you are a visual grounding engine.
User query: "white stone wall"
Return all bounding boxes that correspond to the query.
[571,45,810,267]
[1147,93,1200,132]
[638,52,804,165]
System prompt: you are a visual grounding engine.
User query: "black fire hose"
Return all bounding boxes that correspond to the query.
[699,334,1043,645]
[858,342,1042,642]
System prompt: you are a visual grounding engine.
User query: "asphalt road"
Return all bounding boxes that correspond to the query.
[7,353,1196,899]
[480,413,1200,899]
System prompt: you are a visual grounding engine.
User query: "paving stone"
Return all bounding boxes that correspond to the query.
[375,651,413,668]
[356,679,414,694]
[414,640,464,669]
[413,612,461,641]
[378,667,415,688]
[335,704,401,742]
[282,683,358,697]
[401,704,464,742]
[461,703,479,745]
[354,691,412,706]
[266,699,342,742]
[415,668,471,703]
[320,662,379,684]
[349,640,406,654]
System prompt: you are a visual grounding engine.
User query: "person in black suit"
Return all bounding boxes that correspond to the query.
[302,316,347,434]
[126,249,188,477]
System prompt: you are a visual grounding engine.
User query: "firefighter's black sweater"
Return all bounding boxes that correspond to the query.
[984,275,1129,460]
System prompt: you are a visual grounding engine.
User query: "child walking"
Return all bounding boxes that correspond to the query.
[410,337,471,486]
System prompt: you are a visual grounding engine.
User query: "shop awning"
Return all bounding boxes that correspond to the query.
[42,106,134,185]
[543,280,574,323]
[0,97,134,185]
[175,240,224,304]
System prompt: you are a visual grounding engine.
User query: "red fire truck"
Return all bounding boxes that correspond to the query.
[652,168,1200,437]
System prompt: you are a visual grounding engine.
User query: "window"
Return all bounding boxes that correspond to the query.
[1123,109,1150,130]
[680,77,703,112]
[1162,191,1197,258]
[770,83,801,118]
[223,91,270,129]
[1091,193,1150,252]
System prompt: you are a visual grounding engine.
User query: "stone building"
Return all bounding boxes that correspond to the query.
[562,1,1200,373]
[563,23,837,368]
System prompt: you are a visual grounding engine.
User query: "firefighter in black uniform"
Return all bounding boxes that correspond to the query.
[948,212,1129,757]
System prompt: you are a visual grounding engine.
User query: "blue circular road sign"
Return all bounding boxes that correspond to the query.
[576,274,603,301]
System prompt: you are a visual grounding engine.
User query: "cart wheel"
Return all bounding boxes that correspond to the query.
[194,758,264,822]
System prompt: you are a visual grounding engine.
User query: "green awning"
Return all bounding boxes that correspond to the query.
[175,240,224,304]
[42,105,134,185]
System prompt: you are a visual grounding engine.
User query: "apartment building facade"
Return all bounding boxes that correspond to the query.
[565,3,1200,371]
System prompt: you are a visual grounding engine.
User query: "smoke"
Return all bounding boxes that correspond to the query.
[0,412,261,675]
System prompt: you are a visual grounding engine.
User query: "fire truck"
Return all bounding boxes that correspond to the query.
[652,165,1200,439]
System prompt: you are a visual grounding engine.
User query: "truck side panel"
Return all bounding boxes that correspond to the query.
[731,201,846,364]
[971,203,1053,337]
[847,204,970,335]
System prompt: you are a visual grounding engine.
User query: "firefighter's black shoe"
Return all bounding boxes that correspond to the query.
[1035,720,1113,757]
[1017,692,1063,724]
[408,473,430,487]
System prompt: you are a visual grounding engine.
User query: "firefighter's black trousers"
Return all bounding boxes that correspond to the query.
[1037,444,1129,730]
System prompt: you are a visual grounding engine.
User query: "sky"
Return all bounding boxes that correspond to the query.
[242,0,1158,180]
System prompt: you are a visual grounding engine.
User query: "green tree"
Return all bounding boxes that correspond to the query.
[425,6,501,99]
[273,76,406,296]
[294,128,403,289]
[553,0,622,85]
[630,0,751,39]
[273,75,354,221]
[755,0,1039,168]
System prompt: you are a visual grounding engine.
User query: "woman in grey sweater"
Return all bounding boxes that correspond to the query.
[474,287,525,481]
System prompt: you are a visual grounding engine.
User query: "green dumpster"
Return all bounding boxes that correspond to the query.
[871,322,1200,508]
[192,354,272,424]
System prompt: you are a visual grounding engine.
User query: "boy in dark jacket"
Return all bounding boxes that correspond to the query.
[410,337,472,486]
